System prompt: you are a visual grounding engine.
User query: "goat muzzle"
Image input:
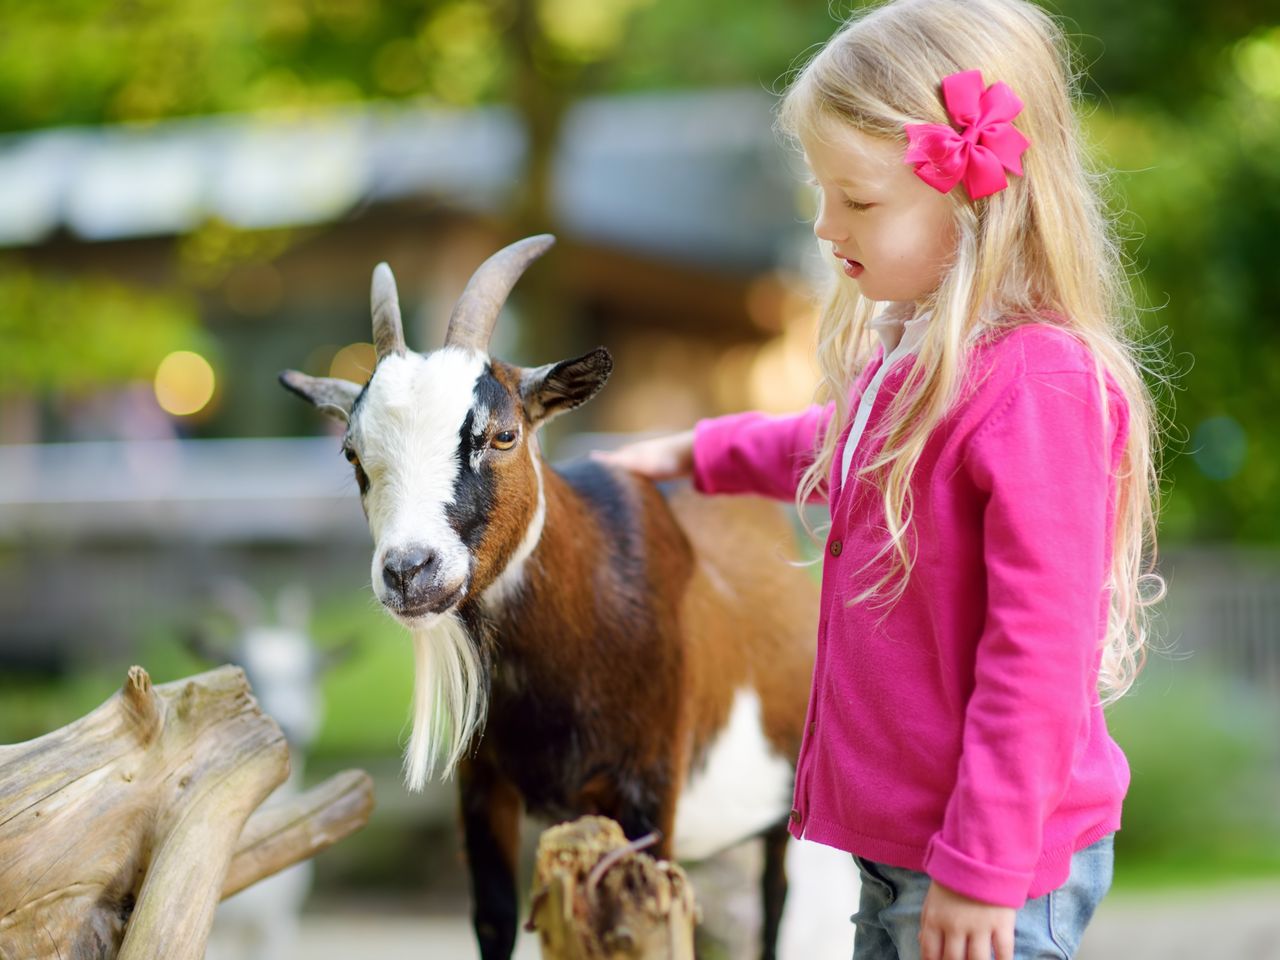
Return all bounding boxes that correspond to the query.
[380,547,465,617]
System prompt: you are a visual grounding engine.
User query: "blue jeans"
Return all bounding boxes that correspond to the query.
[851,835,1114,960]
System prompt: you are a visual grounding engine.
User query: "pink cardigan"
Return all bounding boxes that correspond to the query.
[691,322,1131,907]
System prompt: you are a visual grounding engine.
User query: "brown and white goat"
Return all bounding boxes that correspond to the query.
[280,235,818,960]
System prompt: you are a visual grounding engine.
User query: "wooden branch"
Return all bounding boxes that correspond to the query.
[0,665,373,960]
[222,768,375,899]
[528,816,697,960]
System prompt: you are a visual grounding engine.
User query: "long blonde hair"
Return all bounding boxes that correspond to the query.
[780,0,1167,701]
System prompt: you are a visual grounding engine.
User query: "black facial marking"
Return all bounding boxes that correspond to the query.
[445,368,511,550]
[450,408,496,549]
[473,368,512,426]
[348,381,371,421]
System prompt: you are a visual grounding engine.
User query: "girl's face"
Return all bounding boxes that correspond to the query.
[802,119,958,304]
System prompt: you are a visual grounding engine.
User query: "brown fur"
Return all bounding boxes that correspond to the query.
[469,454,817,846]
[669,487,818,767]
[468,364,543,596]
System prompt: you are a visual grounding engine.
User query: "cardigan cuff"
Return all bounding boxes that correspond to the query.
[923,834,1034,908]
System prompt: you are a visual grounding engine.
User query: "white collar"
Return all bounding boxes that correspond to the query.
[869,307,932,356]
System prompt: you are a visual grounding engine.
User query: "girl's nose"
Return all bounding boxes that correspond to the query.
[812,196,846,244]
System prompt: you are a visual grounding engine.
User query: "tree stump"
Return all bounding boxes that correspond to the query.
[527,817,697,960]
[0,665,374,960]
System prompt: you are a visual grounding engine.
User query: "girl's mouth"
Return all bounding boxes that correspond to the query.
[833,249,864,279]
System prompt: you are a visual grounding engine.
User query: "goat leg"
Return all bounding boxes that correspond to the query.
[459,756,524,960]
[759,818,791,960]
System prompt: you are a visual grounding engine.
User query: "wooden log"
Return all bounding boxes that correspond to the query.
[222,767,374,899]
[0,665,374,960]
[527,816,697,960]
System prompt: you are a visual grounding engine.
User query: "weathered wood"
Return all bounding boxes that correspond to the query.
[528,817,697,960]
[0,665,374,960]
[222,767,374,899]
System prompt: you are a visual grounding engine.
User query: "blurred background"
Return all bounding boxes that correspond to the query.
[0,0,1277,957]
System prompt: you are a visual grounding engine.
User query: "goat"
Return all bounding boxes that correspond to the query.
[189,582,332,960]
[279,235,820,960]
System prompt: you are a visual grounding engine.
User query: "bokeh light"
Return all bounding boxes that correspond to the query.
[329,342,376,383]
[1192,415,1248,481]
[153,350,216,416]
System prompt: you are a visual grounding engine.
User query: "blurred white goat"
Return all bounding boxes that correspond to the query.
[193,581,347,960]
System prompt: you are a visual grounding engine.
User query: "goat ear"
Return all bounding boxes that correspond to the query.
[278,370,361,422]
[519,347,612,427]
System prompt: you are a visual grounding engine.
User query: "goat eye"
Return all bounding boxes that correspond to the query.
[491,430,518,450]
[342,447,369,494]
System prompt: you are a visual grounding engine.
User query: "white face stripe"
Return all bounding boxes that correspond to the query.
[353,347,487,604]
[468,402,493,473]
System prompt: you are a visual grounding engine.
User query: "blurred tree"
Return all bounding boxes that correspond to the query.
[0,265,203,393]
[0,0,836,132]
[1087,23,1280,541]
[0,0,1275,539]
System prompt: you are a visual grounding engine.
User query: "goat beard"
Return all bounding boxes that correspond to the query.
[404,612,489,790]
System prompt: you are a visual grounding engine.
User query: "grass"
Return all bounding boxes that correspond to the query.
[0,591,414,759]
[1107,661,1280,889]
[4,596,1279,894]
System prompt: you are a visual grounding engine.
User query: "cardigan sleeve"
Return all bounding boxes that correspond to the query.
[922,368,1128,907]
[690,403,835,503]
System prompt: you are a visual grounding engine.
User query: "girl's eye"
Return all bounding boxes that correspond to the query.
[806,176,872,212]
[492,430,518,451]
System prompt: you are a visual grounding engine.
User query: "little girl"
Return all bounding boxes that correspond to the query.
[594,0,1164,957]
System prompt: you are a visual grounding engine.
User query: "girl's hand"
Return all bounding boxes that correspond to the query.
[590,430,695,481]
[919,880,1016,960]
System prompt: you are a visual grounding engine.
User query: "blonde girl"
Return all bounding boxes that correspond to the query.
[594,0,1164,957]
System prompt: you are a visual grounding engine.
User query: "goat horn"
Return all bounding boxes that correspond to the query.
[371,262,406,361]
[444,234,556,352]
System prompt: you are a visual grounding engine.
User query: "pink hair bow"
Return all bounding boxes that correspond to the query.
[904,69,1030,200]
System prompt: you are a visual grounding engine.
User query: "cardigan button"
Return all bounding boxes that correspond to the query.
[829,539,843,557]
[789,809,802,825]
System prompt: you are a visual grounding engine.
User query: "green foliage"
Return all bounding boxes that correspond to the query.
[0,591,412,759]
[308,594,416,758]
[0,0,434,130]
[1107,663,1280,884]
[588,0,837,90]
[143,590,415,758]
[1078,22,1280,541]
[0,0,1276,541]
[0,671,123,745]
[0,266,205,394]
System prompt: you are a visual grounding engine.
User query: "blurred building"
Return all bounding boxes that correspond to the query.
[0,89,822,667]
[0,89,820,438]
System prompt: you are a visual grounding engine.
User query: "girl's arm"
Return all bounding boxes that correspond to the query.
[690,403,835,502]
[591,429,695,480]
[593,404,835,503]
[924,367,1129,908]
